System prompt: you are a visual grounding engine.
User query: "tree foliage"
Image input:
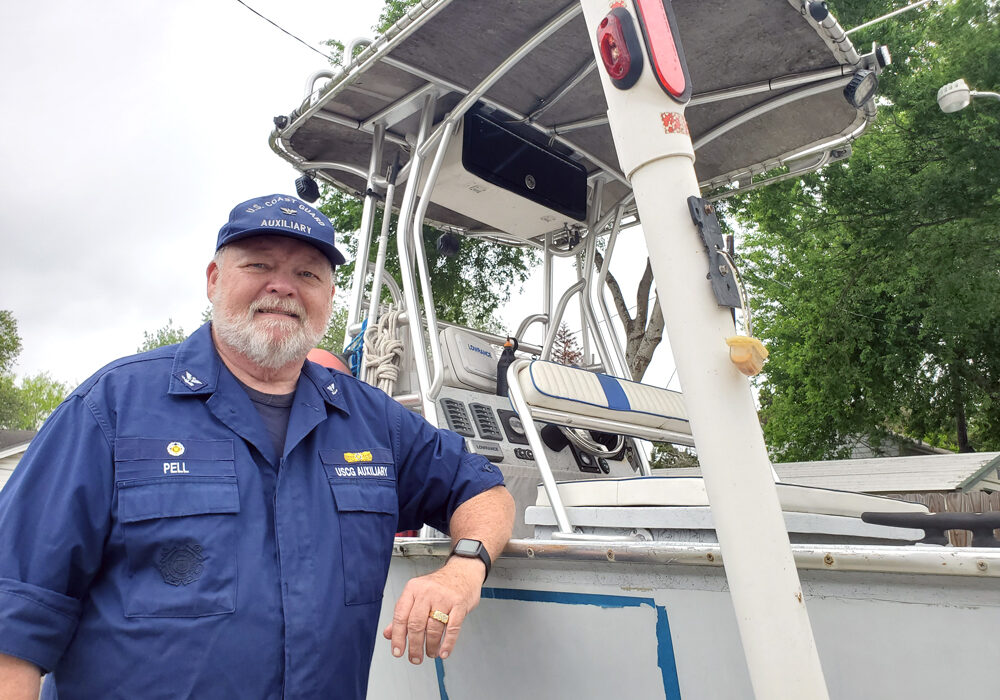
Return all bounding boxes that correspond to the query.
[649,443,700,469]
[138,318,189,353]
[730,0,1000,459]
[14,372,70,430]
[0,310,70,430]
[551,322,583,365]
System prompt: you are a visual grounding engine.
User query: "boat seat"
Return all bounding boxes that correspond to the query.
[511,359,693,443]
[535,476,930,518]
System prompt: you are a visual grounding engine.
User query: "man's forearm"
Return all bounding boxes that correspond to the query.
[0,653,41,700]
[446,485,515,568]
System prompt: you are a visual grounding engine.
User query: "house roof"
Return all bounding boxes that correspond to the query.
[0,429,36,459]
[666,452,1000,494]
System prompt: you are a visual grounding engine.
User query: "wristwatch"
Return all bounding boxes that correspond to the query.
[449,538,492,580]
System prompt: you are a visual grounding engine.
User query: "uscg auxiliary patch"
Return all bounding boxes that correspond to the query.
[343,451,373,463]
[166,441,185,457]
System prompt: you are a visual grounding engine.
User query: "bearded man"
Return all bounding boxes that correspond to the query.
[0,194,514,699]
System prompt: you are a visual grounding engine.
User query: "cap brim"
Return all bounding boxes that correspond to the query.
[223,229,347,267]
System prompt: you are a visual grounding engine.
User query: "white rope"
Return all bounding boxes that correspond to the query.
[362,306,405,395]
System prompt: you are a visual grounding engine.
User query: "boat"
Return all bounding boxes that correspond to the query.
[266,1,1000,697]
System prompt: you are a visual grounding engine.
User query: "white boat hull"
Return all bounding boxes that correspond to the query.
[369,543,1000,699]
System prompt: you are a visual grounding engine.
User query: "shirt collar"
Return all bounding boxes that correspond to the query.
[301,359,350,415]
[168,322,351,416]
[168,323,221,396]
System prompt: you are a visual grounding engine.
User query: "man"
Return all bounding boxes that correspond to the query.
[0,194,514,699]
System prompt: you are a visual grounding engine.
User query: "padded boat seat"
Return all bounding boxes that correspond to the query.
[535,476,929,518]
[514,360,691,436]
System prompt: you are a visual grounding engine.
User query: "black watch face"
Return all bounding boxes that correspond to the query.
[455,539,481,556]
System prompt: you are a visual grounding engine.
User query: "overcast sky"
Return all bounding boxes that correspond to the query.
[0,0,383,386]
[1,0,675,392]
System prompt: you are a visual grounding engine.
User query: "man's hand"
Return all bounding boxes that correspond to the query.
[382,555,485,664]
[383,485,514,664]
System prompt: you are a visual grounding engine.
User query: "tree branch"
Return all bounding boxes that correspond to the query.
[594,250,634,329]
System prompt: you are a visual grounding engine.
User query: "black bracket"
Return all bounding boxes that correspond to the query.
[862,511,1000,547]
[688,196,740,309]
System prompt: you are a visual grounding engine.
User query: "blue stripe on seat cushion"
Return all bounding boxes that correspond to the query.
[597,373,631,411]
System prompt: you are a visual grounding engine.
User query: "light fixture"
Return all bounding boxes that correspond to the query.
[596,8,643,89]
[936,79,1000,113]
[844,69,878,108]
[295,174,321,203]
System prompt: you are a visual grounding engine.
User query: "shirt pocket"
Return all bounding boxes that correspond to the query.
[321,449,398,606]
[114,438,240,618]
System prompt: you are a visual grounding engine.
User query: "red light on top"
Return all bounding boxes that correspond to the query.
[596,8,643,90]
[633,0,691,102]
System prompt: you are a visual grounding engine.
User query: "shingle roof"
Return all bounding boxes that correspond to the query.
[0,429,36,453]
[666,452,1000,493]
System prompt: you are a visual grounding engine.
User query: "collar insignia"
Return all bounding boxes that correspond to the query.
[180,371,204,389]
[326,381,338,397]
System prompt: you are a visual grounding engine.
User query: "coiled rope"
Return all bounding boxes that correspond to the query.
[363,306,405,395]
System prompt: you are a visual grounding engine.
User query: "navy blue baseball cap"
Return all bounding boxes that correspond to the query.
[216,194,347,267]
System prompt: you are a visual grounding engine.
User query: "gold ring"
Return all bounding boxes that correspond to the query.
[429,610,449,624]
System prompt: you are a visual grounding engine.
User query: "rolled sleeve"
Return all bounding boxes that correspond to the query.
[392,403,505,532]
[0,580,82,671]
[0,395,114,670]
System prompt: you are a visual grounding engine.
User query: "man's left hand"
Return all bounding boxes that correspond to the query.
[382,555,486,664]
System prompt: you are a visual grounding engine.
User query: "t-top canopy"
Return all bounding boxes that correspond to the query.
[270,0,881,237]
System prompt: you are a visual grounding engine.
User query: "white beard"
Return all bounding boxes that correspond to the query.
[211,283,331,371]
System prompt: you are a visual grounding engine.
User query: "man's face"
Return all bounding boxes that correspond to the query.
[207,236,336,370]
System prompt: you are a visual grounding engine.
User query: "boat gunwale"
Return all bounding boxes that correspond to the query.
[394,537,1000,578]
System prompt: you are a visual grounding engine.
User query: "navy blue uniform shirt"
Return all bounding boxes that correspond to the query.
[0,323,504,699]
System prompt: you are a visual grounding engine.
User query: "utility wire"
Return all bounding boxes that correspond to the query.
[233,0,332,60]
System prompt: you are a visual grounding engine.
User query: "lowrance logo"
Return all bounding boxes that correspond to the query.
[468,344,493,359]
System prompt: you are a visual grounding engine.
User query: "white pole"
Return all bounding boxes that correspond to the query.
[578,1,830,697]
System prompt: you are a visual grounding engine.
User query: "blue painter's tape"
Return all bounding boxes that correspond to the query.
[434,658,450,700]
[597,372,631,411]
[435,588,681,699]
[657,605,682,700]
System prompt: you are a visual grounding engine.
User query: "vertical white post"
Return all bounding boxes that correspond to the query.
[578,1,829,698]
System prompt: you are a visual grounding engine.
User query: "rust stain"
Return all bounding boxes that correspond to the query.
[661,112,690,136]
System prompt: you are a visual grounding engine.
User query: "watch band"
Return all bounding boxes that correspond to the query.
[450,538,492,581]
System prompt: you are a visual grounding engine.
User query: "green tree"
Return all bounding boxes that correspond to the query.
[12,372,70,430]
[0,311,70,429]
[138,318,189,352]
[649,443,700,469]
[0,310,26,428]
[551,323,583,365]
[730,0,1000,459]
